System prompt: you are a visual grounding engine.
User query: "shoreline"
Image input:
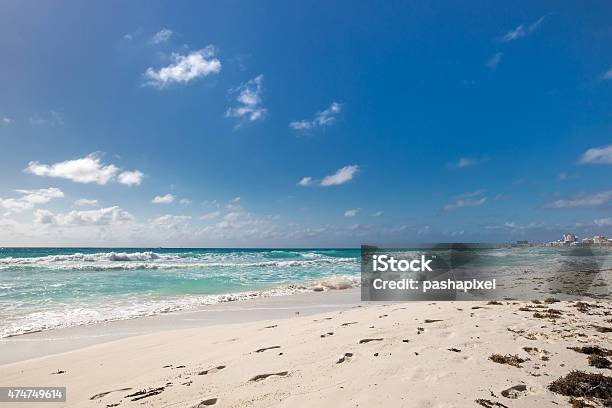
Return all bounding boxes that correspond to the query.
[1,297,610,407]
[0,288,362,365]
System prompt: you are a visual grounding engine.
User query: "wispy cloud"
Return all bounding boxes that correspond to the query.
[289,102,342,131]
[2,117,13,124]
[320,165,359,187]
[144,46,221,88]
[25,154,143,186]
[225,75,266,127]
[486,52,503,69]
[443,190,488,211]
[594,217,612,227]
[0,188,64,213]
[152,194,175,204]
[602,68,612,80]
[29,110,64,126]
[200,211,221,220]
[74,198,98,207]
[578,144,612,165]
[344,208,359,217]
[151,214,192,229]
[448,157,487,169]
[297,177,313,187]
[543,190,612,209]
[150,28,173,44]
[371,211,383,217]
[35,206,133,227]
[500,15,548,42]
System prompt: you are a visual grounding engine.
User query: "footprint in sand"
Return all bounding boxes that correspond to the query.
[336,352,354,364]
[255,346,281,353]
[522,347,550,360]
[125,387,165,402]
[198,365,226,375]
[359,338,383,344]
[90,388,132,400]
[193,398,218,407]
[249,371,289,382]
[320,332,334,338]
[341,322,358,327]
[501,384,528,399]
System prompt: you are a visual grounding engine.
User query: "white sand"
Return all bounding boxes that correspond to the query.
[1,295,610,407]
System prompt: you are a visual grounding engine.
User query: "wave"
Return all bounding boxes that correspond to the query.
[0,251,357,271]
[0,274,360,338]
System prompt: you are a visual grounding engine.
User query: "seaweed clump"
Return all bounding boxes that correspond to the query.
[488,354,526,368]
[548,371,611,402]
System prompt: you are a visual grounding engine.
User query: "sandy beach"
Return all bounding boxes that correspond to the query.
[1,290,610,407]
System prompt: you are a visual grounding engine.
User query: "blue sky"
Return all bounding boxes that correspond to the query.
[0,0,611,247]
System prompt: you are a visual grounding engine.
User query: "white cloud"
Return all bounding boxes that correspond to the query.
[289,102,342,131]
[179,198,192,205]
[223,211,243,221]
[594,217,612,227]
[602,69,612,80]
[74,198,98,207]
[200,211,221,220]
[16,188,64,205]
[25,154,144,186]
[297,176,313,187]
[2,117,13,124]
[501,15,547,42]
[0,198,32,212]
[26,154,119,185]
[320,165,359,186]
[449,157,487,169]
[117,170,144,186]
[371,211,383,217]
[578,144,612,165]
[144,46,222,88]
[344,208,359,217]
[151,214,192,229]
[229,197,241,203]
[150,28,173,44]
[29,110,64,126]
[225,75,266,126]
[35,206,134,226]
[456,158,476,168]
[544,191,612,209]
[444,191,488,211]
[486,52,503,69]
[152,194,175,204]
[0,188,64,213]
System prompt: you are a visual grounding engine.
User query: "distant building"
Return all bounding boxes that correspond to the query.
[563,233,577,243]
[593,236,608,244]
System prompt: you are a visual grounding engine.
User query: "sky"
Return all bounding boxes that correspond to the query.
[0,0,612,247]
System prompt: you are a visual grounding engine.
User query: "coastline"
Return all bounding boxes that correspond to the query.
[0,287,362,365]
[1,295,610,407]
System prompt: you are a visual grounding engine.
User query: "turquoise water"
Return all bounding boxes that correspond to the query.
[0,248,360,337]
[2,246,610,338]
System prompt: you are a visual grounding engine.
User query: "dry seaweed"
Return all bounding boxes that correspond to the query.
[548,371,612,401]
[488,354,526,368]
[568,346,612,357]
[588,355,611,369]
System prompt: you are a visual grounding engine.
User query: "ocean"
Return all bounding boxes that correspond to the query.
[0,248,360,338]
[1,246,610,338]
